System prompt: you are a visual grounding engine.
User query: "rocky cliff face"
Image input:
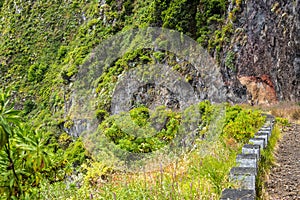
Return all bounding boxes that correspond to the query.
[223,0,300,104]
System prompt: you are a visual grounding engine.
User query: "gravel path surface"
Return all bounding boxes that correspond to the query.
[265,123,300,200]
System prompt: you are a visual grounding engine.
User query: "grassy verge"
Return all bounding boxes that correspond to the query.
[41,139,239,199]
[256,123,281,199]
[96,141,239,199]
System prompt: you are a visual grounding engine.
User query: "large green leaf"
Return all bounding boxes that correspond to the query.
[0,90,21,149]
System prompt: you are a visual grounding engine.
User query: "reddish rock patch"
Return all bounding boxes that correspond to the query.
[238,75,277,105]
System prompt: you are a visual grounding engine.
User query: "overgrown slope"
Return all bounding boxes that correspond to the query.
[0,0,242,134]
[0,0,297,199]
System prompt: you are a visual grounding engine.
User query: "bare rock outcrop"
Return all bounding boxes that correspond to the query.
[238,74,277,105]
[223,0,300,103]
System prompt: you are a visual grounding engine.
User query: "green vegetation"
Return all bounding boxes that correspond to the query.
[0,0,240,105]
[38,102,265,199]
[0,0,243,145]
[0,89,267,199]
[275,117,290,126]
[99,106,180,153]
[0,0,277,199]
[225,50,236,72]
[0,90,90,199]
[223,105,265,143]
[0,0,243,140]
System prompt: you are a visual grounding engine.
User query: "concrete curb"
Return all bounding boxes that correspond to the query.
[220,114,275,200]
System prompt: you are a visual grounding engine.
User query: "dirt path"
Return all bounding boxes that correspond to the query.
[265,123,300,199]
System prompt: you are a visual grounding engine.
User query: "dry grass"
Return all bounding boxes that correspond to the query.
[239,102,300,124]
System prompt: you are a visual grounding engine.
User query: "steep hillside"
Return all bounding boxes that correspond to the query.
[221,0,300,104]
[0,0,297,199]
[0,0,238,130]
[1,0,298,122]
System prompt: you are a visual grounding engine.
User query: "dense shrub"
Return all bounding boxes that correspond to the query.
[100,106,181,153]
[223,105,265,143]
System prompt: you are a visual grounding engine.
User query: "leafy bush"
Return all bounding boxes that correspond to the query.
[96,109,109,122]
[64,138,90,169]
[275,117,290,126]
[99,106,181,153]
[23,99,36,115]
[225,50,236,72]
[28,63,48,82]
[198,100,214,125]
[162,0,197,36]
[129,106,150,127]
[223,105,265,143]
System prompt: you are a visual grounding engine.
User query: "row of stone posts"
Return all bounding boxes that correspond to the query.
[220,115,275,200]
